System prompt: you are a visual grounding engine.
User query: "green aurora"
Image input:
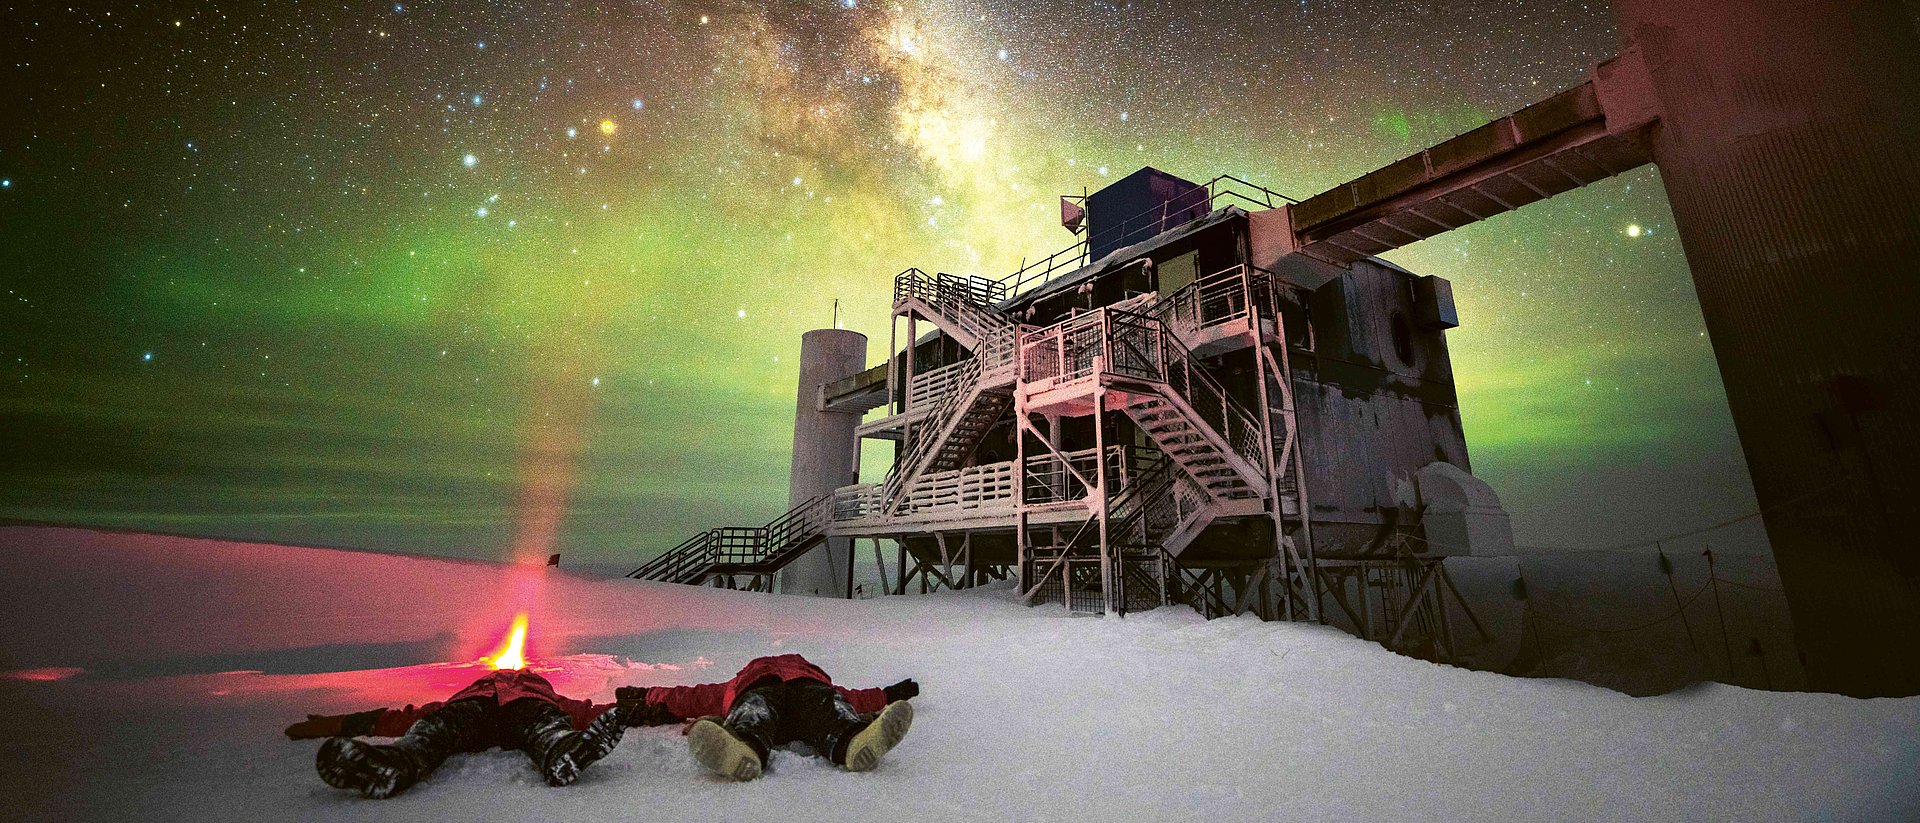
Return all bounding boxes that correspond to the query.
[0,1,1758,566]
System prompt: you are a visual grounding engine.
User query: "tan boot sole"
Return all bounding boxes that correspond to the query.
[688,719,763,781]
[844,700,913,772]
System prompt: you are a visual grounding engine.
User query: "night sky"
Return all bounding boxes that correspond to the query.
[1,1,1766,567]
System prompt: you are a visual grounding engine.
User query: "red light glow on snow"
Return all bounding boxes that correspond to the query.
[1,666,86,682]
[483,613,530,670]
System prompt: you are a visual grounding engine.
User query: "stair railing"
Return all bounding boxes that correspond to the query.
[833,483,884,521]
[752,495,833,567]
[630,495,833,582]
[1017,310,1107,389]
[628,530,717,583]
[1126,309,1266,473]
[1021,305,1264,475]
[883,355,984,508]
[894,268,1014,347]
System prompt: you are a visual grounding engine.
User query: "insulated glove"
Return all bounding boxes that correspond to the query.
[883,678,919,703]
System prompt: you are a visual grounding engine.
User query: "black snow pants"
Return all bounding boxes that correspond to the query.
[723,677,868,765]
[386,696,576,778]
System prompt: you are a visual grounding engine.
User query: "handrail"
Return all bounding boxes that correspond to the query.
[899,460,1016,514]
[1017,306,1265,473]
[630,495,833,582]
[1002,239,1092,299]
[895,268,1007,309]
[997,175,1298,301]
[1109,453,1175,549]
[628,530,715,581]
[881,316,1020,514]
[1152,312,1266,472]
[895,268,1018,355]
[839,457,1020,523]
[884,355,983,505]
[907,359,972,409]
[833,483,884,521]
[1152,264,1270,342]
[1029,445,1144,502]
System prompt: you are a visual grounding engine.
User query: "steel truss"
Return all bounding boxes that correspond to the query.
[1314,547,1492,662]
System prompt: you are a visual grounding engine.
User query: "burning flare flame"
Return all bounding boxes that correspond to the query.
[485,613,530,670]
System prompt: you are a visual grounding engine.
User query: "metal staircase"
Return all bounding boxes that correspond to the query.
[1020,306,1268,501]
[1007,265,1324,618]
[880,360,1014,516]
[626,495,833,589]
[1123,395,1263,502]
[883,269,1023,516]
[892,269,1015,351]
[1024,448,1227,614]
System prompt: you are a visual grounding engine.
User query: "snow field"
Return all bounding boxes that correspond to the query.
[1,526,1914,822]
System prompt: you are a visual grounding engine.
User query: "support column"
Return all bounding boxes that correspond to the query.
[1614,0,1920,696]
[779,329,867,597]
[1093,376,1114,617]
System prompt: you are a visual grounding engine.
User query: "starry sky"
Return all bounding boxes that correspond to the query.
[1,1,1772,567]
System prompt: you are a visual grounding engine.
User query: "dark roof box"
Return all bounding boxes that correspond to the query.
[1085,167,1209,261]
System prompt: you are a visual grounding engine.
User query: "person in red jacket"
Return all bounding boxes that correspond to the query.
[284,668,629,799]
[617,653,918,781]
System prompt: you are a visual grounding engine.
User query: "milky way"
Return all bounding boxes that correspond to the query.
[0,1,1761,563]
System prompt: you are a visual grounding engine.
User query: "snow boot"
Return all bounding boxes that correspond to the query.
[688,718,768,781]
[316,737,420,800]
[316,700,489,799]
[835,700,913,773]
[523,708,626,787]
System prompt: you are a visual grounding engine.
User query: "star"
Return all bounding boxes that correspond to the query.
[2,0,1745,589]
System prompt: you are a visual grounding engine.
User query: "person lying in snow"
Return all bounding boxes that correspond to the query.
[284,668,630,798]
[285,654,917,795]
[617,653,918,781]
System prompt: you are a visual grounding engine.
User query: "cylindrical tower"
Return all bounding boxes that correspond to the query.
[778,328,867,597]
[1613,0,1920,695]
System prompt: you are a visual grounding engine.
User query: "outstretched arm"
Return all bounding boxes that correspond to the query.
[611,686,679,726]
[617,681,730,725]
[839,679,918,715]
[283,703,440,740]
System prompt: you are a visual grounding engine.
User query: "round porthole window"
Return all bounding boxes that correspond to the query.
[1390,311,1415,366]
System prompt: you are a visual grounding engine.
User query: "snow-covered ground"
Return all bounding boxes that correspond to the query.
[2,525,1915,822]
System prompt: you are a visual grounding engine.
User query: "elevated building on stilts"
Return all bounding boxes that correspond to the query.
[633,167,1516,662]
